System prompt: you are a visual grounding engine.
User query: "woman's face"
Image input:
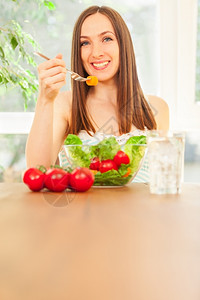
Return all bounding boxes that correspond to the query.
[80,13,120,83]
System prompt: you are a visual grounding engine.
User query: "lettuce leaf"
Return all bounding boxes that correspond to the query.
[94,169,131,186]
[125,135,147,145]
[124,135,147,174]
[118,163,130,176]
[90,136,120,160]
[64,134,82,145]
[64,134,90,167]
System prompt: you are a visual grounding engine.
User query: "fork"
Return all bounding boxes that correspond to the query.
[34,51,89,82]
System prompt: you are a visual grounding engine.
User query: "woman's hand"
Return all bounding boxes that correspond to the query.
[37,53,67,102]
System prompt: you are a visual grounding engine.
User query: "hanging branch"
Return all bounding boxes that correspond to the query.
[0,0,56,109]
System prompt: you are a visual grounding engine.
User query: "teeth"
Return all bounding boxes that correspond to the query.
[93,61,109,67]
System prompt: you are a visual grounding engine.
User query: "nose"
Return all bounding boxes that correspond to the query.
[91,42,103,59]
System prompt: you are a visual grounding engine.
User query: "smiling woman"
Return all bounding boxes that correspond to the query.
[25,5,169,175]
[69,6,168,136]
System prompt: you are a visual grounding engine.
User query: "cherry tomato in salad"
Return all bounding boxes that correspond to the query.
[89,157,100,170]
[99,159,118,173]
[44,168,69,192]
[113,151,130,167]
[69,167,94,192]
[23,168,45,191]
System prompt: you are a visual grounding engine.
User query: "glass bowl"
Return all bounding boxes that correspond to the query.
[59,142,147,187]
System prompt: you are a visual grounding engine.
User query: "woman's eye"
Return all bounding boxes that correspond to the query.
[103,37,113,42]
[80,41,89,47]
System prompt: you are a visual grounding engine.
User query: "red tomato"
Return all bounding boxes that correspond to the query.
[44,168,69,192]
[69,167,94,192]
[23,168,45,191]
[89,157,100,170]
[99,159,118,173]
[113,151,130,166]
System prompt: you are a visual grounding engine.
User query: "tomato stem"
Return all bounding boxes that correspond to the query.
[37,165,47,173]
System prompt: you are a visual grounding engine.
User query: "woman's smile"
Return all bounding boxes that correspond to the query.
[91,60,110,70]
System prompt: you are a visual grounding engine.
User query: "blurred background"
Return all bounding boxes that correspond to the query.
[0,0,200,182]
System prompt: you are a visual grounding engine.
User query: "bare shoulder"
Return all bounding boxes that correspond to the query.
[54,90,72,121]
[147,94,168,110]
[146,94,169,130]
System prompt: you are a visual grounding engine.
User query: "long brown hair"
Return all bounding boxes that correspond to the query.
[68,5,157,135]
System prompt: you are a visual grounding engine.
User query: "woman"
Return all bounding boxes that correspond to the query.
[26,6,169,181]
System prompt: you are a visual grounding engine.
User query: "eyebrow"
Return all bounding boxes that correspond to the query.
[80,31,115,39]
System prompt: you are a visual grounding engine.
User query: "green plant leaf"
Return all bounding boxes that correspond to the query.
[0,47,5,59]
[44,1,56,10]
[11,36,18,50]
[0,0,55,109]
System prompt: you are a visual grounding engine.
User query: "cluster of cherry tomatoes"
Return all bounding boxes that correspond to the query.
[23,151,130,192]
[23,166,94,192]
[89,150,130,173]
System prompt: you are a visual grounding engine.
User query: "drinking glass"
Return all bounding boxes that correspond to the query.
[147,131,185,194]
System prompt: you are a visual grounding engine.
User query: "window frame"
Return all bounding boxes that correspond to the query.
[0,112,34,134]
[0,0,199,134]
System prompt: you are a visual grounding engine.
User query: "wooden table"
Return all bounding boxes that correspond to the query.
[0,182,200,300]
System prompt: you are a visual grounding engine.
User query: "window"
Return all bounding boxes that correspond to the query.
[196,0,200,102]
[0,0,200,183]
[0,0,158,181]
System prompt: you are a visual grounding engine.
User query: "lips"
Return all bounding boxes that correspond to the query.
[91,61,110,70]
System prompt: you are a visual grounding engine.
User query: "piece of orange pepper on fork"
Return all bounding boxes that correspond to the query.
[86,76,98,86]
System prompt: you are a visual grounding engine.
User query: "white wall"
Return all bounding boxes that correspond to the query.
[159,0,200,131]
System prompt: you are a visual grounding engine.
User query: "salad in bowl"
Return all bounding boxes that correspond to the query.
[59,134,147,187]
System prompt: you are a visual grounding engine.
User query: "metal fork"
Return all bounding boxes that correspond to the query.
[34,51,89,82]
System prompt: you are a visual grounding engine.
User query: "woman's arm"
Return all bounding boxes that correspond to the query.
[147,95,170,130]
[25,54,69,168]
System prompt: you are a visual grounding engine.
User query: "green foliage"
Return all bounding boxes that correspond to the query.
[90,137,121,160]
[64,134,83,145]
[124,136,147,174]
[64,134,91,167]
[43,0,56,10]
[0,0,56,109]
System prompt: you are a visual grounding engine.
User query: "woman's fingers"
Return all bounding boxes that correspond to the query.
[43,72,66,87]
[55,53,62,59]
[47,81,66,92]
[39,66,67,80]
[37,57,66,72]
[37,54,67,101]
